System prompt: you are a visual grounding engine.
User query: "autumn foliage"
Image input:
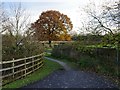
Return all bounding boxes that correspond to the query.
[31,10,73,42]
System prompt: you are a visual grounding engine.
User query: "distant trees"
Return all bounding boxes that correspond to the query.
[31,10,73,46]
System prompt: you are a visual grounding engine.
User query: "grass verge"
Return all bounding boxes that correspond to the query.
[2,59,63,89]
[46,54,79,70]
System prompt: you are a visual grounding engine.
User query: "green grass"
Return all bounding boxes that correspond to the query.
[47,55,79,70]
[2,59,63,89]
[45,50,78,70]
[44,50,79,69]
[45,47,53,51]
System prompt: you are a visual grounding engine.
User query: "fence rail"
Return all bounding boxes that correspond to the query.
[0,53,44,86]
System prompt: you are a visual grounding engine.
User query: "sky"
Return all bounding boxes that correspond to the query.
[2,0,117,34]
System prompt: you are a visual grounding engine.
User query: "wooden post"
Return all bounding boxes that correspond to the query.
[37,56,40,68]
[24,58,27,77]
[12,58,15,79]
[116,43,119,80]
[32,58,34,72]
[1,61,3,86]
[38,56,41,68]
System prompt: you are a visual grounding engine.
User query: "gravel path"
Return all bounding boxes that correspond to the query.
[19,57,119,89]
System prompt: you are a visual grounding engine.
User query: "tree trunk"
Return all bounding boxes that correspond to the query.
[49,40,52,47]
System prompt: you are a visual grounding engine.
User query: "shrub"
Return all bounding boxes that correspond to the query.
[78,56,95,68]
[2,34,44,61]
[52,42,120,77]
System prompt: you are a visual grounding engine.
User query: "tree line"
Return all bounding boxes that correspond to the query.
[1,1,120,60]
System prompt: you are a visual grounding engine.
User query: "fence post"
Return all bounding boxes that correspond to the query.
[38,55,41,68]
[1,61,3,86]
[116,43,119,80]
[12,58,15,79]
[24,58,27,77]
[32,57,34,72]
[40,54,43,68]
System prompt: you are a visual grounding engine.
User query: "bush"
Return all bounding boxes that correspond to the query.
[52,42,120,77]
[2,34,44,61]
[78,56,96,69]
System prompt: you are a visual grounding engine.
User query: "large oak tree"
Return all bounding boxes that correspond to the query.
[31,10,73,45]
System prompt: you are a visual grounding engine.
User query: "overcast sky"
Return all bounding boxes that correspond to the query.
[2,0,117,34]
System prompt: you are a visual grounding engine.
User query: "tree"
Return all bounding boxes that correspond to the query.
[1,3,31,46]
[80,0,119,35]
[0,2,10,33]
[31,10,73,46]
[102,1,120,33]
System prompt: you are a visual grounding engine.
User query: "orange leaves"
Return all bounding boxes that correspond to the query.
[31,10,73,41]
[65,34,71,41]
[58,34,71,41]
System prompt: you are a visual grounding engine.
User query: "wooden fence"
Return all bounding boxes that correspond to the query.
[0,53,44,86]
